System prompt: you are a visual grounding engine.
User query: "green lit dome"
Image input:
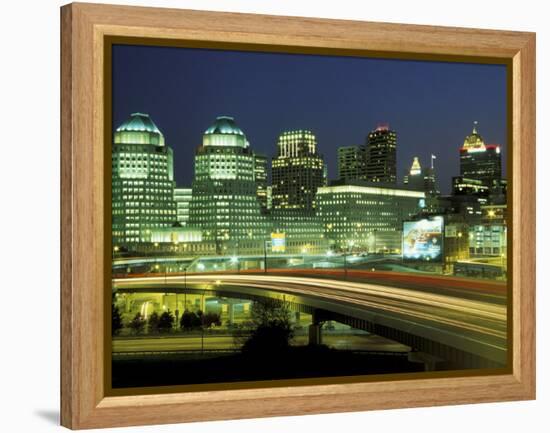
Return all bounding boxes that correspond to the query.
[203,116,249,148]
[114,113,165,146]
[204,116,245,136]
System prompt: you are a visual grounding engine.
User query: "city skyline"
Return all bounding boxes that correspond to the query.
[110,45,509,387]
[112,45,507,194]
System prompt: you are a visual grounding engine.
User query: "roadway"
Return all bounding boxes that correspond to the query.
[112,333,410,353]
[113,273,508,366]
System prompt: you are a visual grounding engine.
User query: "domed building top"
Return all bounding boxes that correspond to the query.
[204,116,245,136]
[114,113,165,146]
[462,121,486,152]
[202,115,249,148]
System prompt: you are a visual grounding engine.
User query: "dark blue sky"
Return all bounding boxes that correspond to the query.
[112,45,507,194]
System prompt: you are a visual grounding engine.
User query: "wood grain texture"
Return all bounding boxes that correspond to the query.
[60,2,536,429]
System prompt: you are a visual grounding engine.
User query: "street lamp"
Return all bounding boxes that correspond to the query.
[201,285,211,355]
[263,239,270,274]
[344,241,355,279]
[183,266,188,312]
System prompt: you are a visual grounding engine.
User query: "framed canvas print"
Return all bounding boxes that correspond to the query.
[60,3,536,429]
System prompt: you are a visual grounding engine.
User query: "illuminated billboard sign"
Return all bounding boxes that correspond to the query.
[402,217,443,261]
[271,232,286,253]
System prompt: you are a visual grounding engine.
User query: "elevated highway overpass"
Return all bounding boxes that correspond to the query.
[113,272,508,370]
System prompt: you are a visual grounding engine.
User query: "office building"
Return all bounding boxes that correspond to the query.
[188,116,269,252]
[460,121,502,185]
[254,153,269,212]
[403,156,423,190]
[362,124,397,184]
[271,129,325,215]
[452,176,490,198]
[112,113,177,247]
[337,145,363,182]
[316,182,424,251]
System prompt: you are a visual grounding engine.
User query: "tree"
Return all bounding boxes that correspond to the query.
[148,311,160,334]
[202,312,221,329]
[180,309,203,331]
[240,299,294,355]
[128,312,146,335]
[158,310,175,333]
[112,304,123,336]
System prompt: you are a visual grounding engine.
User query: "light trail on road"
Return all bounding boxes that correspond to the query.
[114,274,507,340]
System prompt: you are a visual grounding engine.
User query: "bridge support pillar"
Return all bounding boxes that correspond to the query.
[124,294,132,313]
[308,324,323,346]
[408,351,444,371]
[228,304,234,325]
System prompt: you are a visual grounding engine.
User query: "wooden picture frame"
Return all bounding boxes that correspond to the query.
[60,2,535,429]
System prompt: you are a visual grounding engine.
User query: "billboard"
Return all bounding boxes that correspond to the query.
[271,232,286,253]
[402,217,443,261]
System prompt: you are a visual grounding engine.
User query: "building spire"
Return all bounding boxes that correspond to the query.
[473,120,478,134]
[410,157,421,175]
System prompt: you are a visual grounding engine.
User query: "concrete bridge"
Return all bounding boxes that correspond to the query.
[113,273,508,371]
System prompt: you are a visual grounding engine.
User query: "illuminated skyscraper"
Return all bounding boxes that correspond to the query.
[271,130,325,215]
[404,155,440,197]
[111,113,177,247]
[254,153,268,213]
[459,121,502,185]
[422,157,440,197]
[188,116,268,251]
[363,124,397,184]
[403,157,423,190]
[337,145,363,182]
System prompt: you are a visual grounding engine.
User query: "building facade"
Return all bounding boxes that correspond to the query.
[254,153,269,213]
[270,212,329,255]
[188,116,269,253]
[150,222,203,244]
[271,130,325,215]
[362,124,397,184]
[316,182,424,252]
[337,145,363,182]
[174,187,192,225]
[112,113,177,247]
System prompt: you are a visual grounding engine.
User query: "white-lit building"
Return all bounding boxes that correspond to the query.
[174,187,192,225]
[112,113,177,247]
[316,182,425,252]
[150,223,203,244]
[188,116,269,253]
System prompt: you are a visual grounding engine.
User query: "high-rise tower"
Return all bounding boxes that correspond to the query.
[271,130,325,215]
[337,145,363,182]
[403,157,424,190]
[188,116,268,250]
[459,121,502,185]
[363,124,397,184]
[111,113,177,247]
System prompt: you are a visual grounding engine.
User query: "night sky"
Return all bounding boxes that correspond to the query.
[112,45,507,194]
